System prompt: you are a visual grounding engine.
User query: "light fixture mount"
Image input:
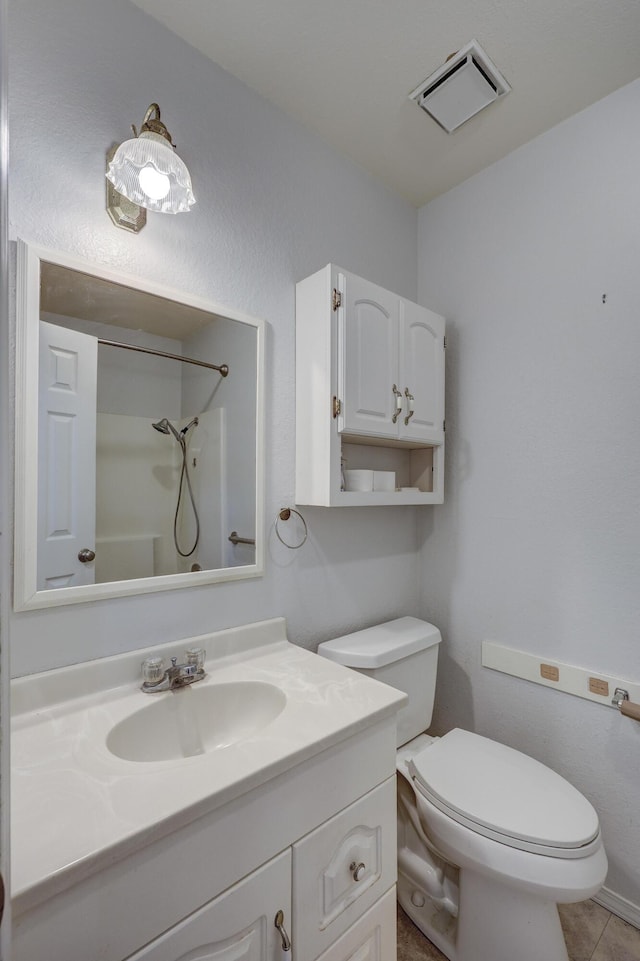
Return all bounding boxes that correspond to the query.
[105,144,147,233]
[134,103,174,146]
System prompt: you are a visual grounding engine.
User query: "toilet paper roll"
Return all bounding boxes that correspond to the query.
[373,471,396,491]
[344,469,374,491]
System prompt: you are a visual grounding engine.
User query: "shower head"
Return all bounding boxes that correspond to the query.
[152,417,199,442]
[152,417,182,442]
[152,418,171,435]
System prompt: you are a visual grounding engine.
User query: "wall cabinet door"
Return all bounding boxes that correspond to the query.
[337,272,445,446]
[125,851,291,961]
[338,272,400,439]
[398,300,445,445]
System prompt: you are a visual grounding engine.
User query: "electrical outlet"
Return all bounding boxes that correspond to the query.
[540,663,560,682]
[588,677,609,697]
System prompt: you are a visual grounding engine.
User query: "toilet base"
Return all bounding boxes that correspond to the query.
[397,870,457,960]
[398,867,571,961]
[456,869,569,961]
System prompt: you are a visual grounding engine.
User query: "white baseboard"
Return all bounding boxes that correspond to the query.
[593,887,640,930]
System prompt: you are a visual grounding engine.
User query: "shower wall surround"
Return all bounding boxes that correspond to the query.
[8,0,419,674]
[95,411,226,579]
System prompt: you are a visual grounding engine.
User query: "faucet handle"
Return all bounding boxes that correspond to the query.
[185,648,205,671]
[142,657,165,684]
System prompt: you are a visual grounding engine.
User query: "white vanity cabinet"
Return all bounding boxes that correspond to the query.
[124,779,396,961]
[296,264,445,506]
[13,743,398,961]
[12,625,405,961]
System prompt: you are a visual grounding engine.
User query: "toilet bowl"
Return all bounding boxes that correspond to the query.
[318,618,607,961]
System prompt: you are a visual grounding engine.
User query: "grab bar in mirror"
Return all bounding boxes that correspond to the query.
[228,531,255,546]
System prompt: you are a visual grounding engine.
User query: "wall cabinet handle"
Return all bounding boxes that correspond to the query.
[404,388,415,426]
[392,384,402,423]
[350,860,366,881]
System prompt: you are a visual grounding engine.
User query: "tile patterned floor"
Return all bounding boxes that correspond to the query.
[397,900,640,961]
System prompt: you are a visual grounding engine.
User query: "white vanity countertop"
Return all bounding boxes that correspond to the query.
[12,618,405,914]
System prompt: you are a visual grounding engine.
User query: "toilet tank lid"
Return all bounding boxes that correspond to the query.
[317,617,441,668]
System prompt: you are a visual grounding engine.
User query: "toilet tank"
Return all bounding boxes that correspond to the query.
[317,617,441,747]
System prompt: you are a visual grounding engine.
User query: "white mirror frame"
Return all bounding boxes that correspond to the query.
[14,239,266,610]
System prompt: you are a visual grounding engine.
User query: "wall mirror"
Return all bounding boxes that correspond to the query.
[14,240,265,610]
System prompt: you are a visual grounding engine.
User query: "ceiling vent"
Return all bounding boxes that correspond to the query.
[409,40,510,133]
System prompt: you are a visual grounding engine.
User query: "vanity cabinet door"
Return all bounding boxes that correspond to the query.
[292,777,396,961]
[314,888,397,961]
[124,851,291,961]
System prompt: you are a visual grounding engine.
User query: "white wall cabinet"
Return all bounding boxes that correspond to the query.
[296,264,445,506]
[339,273,444,446]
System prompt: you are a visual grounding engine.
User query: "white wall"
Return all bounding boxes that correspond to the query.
[417,79,640,912]
[8,0,420,675]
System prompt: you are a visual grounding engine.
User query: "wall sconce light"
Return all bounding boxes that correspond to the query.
[106,103,195,233]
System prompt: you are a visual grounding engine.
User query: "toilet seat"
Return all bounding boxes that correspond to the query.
[409,729,600,859]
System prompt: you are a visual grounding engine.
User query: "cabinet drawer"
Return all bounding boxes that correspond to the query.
[314,887,397,961]
[292,778,396,961]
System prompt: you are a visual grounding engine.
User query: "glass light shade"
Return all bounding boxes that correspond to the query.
[106,131,195,214]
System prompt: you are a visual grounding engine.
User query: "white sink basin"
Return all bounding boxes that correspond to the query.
[106,681,287,762]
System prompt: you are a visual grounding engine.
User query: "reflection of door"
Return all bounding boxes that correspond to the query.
[38,321,97,589]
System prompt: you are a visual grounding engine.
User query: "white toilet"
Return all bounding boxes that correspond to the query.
[318,617,608,961]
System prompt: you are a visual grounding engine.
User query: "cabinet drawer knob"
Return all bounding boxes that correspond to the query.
[350,860,366,882]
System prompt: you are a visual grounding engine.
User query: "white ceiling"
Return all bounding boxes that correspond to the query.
[130,0,640,207]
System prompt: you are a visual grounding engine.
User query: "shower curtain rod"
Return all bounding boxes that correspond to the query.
[97,338,229,377]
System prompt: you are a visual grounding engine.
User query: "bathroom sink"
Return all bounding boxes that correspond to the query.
[106,681,287,762]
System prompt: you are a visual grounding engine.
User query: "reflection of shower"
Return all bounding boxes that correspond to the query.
[152,416,200,557]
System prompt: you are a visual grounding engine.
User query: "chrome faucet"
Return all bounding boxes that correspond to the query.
[141,649,206,693]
